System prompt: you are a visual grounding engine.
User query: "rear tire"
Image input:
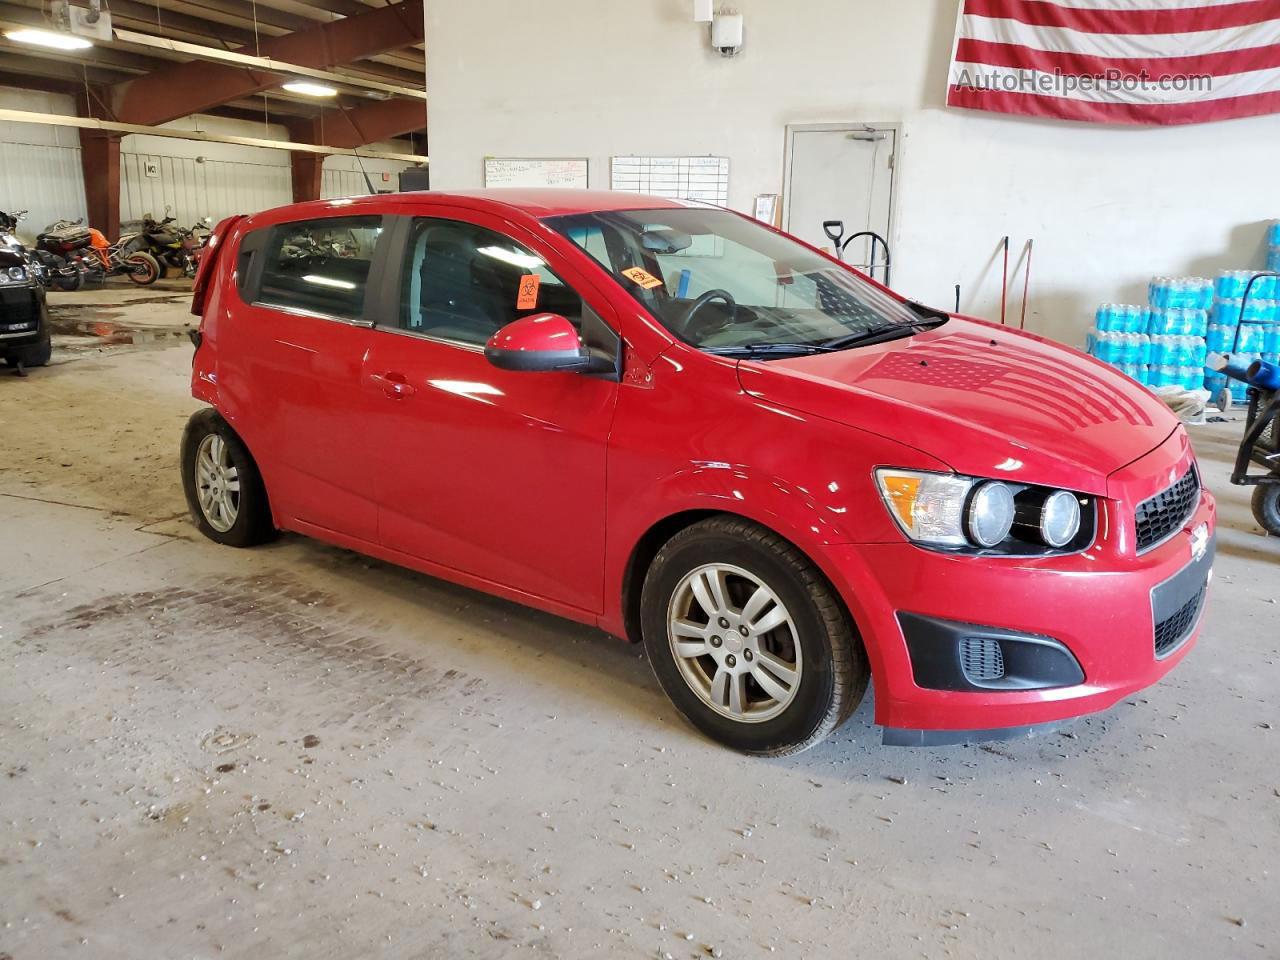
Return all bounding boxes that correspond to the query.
[126,252,161,285]
[181,409,276,547]
[640,516,868,756]
[1253,482,1280,537]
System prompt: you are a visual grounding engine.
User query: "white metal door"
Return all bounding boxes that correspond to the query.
[784,125,896,281]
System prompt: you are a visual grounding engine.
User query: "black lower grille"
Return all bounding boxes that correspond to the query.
[1135,467,1200,553]
[959,637,1005,682]
[1154,584,1205,657]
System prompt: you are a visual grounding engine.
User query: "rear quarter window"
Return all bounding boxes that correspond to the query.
[248,215,384,321]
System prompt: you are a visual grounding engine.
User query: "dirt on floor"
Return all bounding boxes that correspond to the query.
[1,295,1278,959]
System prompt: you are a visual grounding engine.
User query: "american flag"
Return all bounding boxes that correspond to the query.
[947,0,1280,125]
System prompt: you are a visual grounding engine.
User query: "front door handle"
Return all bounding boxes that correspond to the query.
[370,371,416,400]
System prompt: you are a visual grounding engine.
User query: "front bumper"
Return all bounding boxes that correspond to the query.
[0,285,44,350]
[826,432,1216,738]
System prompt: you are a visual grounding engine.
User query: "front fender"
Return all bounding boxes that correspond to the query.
[599,372,952,638]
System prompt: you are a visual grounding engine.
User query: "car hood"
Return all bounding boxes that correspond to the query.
[735,318,1179,496]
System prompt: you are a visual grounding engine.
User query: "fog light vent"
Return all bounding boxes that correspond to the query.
[960,637,1005,683]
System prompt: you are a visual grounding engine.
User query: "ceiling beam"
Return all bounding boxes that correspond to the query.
[163,0,319,35]
[111,28,424,100]
[111,0,424,126]
[4,0,423,85]
[0,107,427,162]
[96,0,261,48]
[289,97,426,151]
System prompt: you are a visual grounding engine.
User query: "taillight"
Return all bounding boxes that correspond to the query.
[191,215,244,317]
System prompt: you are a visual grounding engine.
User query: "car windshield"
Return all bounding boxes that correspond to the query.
[546,208,932,354]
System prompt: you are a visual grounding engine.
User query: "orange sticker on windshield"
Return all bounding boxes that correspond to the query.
[516,274,540,310]
[622,267,664,290]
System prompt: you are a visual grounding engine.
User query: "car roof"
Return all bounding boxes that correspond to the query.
[245,189,696,227]
[406,188,694,217]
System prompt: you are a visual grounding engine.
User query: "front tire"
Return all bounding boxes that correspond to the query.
[1253,481,1280,536]
[181,409,276,547]
[640,516,868,756]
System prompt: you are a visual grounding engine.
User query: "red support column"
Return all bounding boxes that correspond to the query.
[79,131,121,240]
[291,151,325,203]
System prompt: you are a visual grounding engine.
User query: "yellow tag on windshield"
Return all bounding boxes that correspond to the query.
[622,267,664,290]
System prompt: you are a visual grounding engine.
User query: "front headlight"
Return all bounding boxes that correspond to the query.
[3,265,27,283]
[876,468,1089,553]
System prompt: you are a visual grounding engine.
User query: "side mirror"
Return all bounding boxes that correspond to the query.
[484,313,595,373]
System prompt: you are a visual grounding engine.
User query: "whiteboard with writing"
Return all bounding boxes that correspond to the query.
[483,157,589,189]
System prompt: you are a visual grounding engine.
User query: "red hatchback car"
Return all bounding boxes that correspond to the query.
[182,189,1215,755]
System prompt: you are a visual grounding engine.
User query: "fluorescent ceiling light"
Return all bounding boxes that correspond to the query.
[302,274,355,290]
[4,28,93,50]
[282,81,337,98]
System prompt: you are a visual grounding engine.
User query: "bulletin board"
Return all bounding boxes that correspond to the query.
[483,157,589,189]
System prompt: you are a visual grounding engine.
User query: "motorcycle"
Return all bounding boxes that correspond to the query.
[3,210,90,291]
[134,208,214,278]
[40,218,161,286]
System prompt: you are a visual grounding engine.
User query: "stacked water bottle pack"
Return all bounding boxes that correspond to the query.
[1087,279,1211,388]
[1204,265,1280,403]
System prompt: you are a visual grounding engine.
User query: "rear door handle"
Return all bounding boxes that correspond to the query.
[370,371,415,399]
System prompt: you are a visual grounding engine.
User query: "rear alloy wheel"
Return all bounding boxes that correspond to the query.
[126,252,161,285]
[181,409,276,547]
[1253,481,1280,537]
[641,516,867,756]
[195,434,240,533]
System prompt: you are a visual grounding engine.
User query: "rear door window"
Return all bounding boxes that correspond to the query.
[254,215,384,321]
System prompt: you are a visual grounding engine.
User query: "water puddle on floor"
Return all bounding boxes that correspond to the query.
[48,309,192,350]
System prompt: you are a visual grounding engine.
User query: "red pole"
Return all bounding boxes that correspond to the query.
[1019,239,1035,330]
[1000,235,1010,325]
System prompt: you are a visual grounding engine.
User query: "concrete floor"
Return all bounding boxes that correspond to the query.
[2,288,1278,959]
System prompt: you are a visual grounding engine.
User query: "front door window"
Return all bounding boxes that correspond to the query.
[398,218,584,344]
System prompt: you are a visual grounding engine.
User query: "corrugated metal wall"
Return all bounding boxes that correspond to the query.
[0,87,415,241]
[121,152,292,226]
[0,134,88,242]
[321,167,376,201]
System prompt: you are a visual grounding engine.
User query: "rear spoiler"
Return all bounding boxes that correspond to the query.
[191,214,245,317]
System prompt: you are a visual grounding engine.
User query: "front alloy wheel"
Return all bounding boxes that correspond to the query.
[668,563,802,723]
[641,516,868,756]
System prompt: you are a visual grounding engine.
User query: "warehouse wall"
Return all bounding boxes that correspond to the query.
[0,85,415,240]
[424,0,1280,345]
[0,88,89,239]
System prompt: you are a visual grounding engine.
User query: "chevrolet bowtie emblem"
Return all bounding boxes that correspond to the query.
[1190,523,1209,563]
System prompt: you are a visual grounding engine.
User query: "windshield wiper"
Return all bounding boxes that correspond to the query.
[703,341,837,358]
[819,317,947,351]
